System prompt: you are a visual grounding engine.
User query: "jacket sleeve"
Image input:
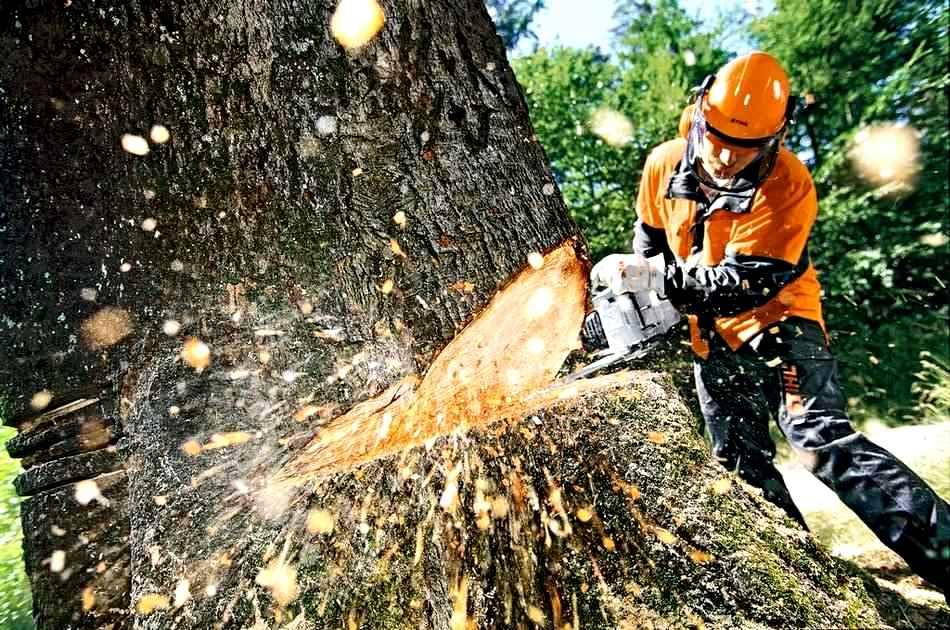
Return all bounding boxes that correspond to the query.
[631,150,675,263]
[632,220,673,261]
[667,165,817,317]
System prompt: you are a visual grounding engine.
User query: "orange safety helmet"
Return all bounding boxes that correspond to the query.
[680,51,797,192]
[702,51,795,146]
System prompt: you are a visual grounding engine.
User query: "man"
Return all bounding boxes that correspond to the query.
[588,52,949,593]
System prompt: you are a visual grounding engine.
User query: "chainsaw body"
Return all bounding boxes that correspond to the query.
[567,286,681,382]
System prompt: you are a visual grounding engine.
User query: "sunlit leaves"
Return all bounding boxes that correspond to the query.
[512,11,726,259]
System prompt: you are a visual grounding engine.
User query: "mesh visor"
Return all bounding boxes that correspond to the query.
[686,98,782,193]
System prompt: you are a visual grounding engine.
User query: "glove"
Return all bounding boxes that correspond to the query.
[590,253,666,295]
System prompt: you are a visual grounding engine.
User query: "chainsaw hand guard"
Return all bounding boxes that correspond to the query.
[581,311,609,352]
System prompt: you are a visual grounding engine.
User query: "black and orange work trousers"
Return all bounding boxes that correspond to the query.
[693,316,949,592]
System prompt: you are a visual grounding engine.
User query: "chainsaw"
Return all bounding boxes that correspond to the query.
[565,256,682,383]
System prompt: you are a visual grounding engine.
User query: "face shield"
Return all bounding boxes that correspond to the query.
[685,87,786,194]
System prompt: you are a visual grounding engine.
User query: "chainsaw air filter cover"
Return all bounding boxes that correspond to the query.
[592,288,681,356]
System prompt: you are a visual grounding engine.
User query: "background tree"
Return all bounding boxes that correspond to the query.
[486,0,546,50]
[513,0,728,259]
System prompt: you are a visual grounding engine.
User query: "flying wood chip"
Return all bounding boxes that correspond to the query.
[204,432,253,450]
[654,527,677,545]
[174,579,191,607]
[136,594,170,615]
[74,479,105,506]
[527,605,546,623]
[294,405,321,422]
[390,239,406,258]
[81,587,96,611]
[121,133,149,156]
[180,337,211,371]
[30,390,53,411]
[450,280,475,293]
[81,307,132,350]
[689,550,715,564]
[306,509,335,534]
[256,559,300,607]
[331,0,386,49]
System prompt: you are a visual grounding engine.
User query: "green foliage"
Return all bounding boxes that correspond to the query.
[513,47,636,257]
[512,0,727,260]
[752,0,949,423]
[912,351,950,423]
[486,0,546,50]
[0,409,32,629]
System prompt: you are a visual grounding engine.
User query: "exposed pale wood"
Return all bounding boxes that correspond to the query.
[281,242,586,479]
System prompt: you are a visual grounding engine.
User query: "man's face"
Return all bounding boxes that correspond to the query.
[699,132,762,182]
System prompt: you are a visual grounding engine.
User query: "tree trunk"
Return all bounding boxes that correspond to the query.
[1,1,581,627]
[0,2,900,629]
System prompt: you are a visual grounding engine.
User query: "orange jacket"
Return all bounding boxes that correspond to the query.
[635,138,824,357]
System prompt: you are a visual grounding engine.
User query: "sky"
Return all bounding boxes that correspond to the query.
[524,0,771,54]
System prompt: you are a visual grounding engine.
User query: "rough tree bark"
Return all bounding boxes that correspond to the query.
[0,1,908,629]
